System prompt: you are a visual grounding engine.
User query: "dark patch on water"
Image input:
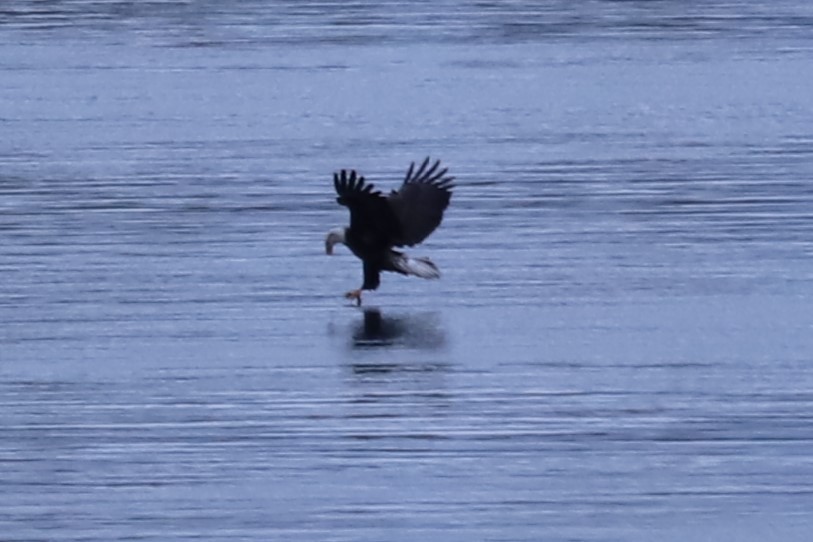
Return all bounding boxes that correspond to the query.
[351,308,446,350]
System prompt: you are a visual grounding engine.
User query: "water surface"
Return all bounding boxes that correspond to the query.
[2,2,813,540]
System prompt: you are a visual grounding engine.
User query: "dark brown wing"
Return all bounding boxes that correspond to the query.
[333,169,401,246]
[387,157,454,247]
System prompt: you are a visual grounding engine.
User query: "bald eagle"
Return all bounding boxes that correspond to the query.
[325,157,454,306]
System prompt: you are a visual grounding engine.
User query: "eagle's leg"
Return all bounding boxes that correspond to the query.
[344,289,363,306]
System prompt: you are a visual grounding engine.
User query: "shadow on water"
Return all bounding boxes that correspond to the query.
[351,307,446,350]
[343,308,449,377]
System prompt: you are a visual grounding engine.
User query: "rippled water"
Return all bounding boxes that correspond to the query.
[2,2,813,540]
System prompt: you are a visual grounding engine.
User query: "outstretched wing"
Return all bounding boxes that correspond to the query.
[387,157,454,247]
[333,169,401,245]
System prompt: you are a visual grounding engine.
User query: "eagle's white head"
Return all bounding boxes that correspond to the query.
[324,227,346,255]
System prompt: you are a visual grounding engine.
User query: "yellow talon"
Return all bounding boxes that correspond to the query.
[344,289,362,306]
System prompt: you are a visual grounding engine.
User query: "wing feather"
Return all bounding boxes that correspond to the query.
[333,169,400,244]
[387,157,454,246]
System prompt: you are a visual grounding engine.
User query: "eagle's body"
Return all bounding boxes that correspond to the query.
[325,157,454,305]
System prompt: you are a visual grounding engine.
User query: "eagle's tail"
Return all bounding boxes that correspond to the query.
[390,252,441,279]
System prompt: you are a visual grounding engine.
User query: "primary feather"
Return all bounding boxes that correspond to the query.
[333,169,400,243]
[388,157,455,246]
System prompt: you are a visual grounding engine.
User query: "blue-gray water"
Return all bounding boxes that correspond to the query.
[2,2,813,540]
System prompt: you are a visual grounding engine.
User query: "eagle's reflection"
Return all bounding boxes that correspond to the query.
[351,307,446,350]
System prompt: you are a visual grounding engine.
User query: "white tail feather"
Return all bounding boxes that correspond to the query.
[393,254,441,279]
